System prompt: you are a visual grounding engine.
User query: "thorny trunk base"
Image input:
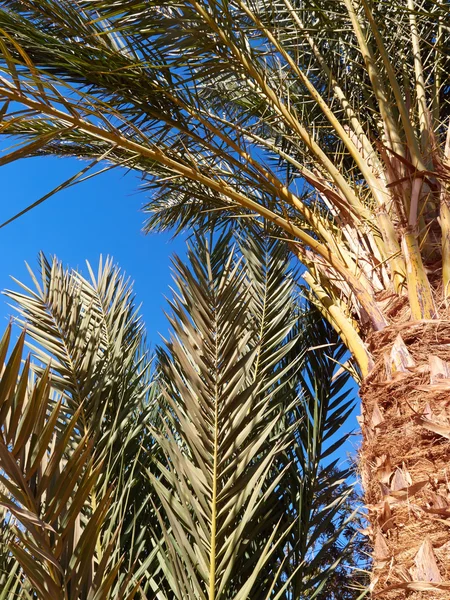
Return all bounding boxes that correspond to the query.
[360,320,450,598]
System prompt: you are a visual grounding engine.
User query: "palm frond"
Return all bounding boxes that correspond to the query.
[150,230,363,598]
[0,325,143,599]
[4,254,149,445]
[1,0,448,367]
[278,308,367,599]
[0,236,363,597]
[1,257,163,598]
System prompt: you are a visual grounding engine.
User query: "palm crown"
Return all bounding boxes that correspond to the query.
[0,0,449,374]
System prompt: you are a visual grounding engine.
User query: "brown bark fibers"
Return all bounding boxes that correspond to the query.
[360,319,450,597]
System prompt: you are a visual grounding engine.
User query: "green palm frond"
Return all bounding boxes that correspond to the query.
[150,231,294,599]
[0,325,143,599]
[0,236,363,598]
[278,309,366,599]
[149,230,362,599]
[0,257,162,599]
[1,0,448,370]
[4,254,150,445]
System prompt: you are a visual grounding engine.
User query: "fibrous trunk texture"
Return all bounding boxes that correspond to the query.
[360,320,450,598]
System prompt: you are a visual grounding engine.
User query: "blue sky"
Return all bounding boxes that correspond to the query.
[0,155,187,347]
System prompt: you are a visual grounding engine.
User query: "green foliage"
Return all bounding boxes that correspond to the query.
[0,0,447,236]
[0,260,155,598]
[277,311,368,599]
[1,1,449,355]
[0,236,365,598]
[150,231,302,599]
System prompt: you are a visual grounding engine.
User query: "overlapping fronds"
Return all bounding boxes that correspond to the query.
[0,0,448,376]
[0,257,163,599]
[149,232,297,599]
[4,254,151,449]
[0,325,144,599]
[149,231,363,599]
[277,311,366,599]
[0,238,362,598]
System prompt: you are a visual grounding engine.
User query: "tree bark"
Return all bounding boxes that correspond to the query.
[360,320,450,598]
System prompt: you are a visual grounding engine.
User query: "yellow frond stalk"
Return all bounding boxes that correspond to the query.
[407,0,432,156]
[401,231,436,319]
[236,0,391,213]
[303,272,373,377]
[291,243,388,331]
[440,200,450,298]
[377,210,407,292]
[343,0,403,157]
[359,0,427,172]
[281,0,377,163]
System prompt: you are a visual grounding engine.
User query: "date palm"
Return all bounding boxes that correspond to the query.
[150,231,364,599]
[0,0,448,595]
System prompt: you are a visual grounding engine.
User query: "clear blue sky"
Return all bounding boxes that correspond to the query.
[0,155,187,347]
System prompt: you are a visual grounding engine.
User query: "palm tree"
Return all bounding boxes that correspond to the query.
[0,239,363,599]
[0,1,447,592]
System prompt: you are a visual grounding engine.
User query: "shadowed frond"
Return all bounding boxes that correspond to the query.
[0,325,144,599]
[275,309,366,599]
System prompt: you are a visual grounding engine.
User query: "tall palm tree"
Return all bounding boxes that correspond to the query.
[0,0,447,593]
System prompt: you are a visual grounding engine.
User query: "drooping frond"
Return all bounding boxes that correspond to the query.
[1,0,448,374]
[278,308,365,599]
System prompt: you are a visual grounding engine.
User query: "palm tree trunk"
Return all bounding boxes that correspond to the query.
[359,319,450,597]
